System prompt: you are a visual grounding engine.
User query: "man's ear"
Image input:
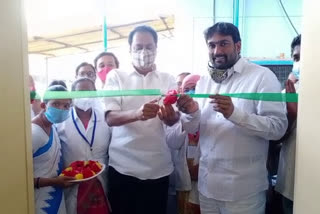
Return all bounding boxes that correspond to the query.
[235,41,241,54]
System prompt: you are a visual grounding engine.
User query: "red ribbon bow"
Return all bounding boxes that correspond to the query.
[163,89,178,105]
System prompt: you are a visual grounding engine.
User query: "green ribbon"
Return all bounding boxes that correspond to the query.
[30,89,298,102]
[190,93,298,102]
[30,91,42,100]
[30,91,36,100]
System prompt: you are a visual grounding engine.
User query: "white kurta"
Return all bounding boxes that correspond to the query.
[167,122,200,204]
[181,58,288,201]
[275,82,299,201]
[32,124,66,214]
[103,68,176,180]
[57,107,111,214]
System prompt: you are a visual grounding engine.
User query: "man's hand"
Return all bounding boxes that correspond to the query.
[209,94,234,118]
[158,104,180,126]
[286,79,298,121]
[136,99,160,121]
[176,95,199,114]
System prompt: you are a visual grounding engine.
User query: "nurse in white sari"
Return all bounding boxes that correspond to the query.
[57,78,111,214]
[32,85,73,214]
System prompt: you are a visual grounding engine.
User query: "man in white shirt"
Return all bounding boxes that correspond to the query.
[176,22,288,214]
[176,72,190,93]
[275,34,301,214]
[103,25,180,214]
[75,62,96,82]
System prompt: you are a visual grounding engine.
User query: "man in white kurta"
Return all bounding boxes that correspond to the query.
[103,25,179,214]
[275,34,301,214]
[177,22,288,214]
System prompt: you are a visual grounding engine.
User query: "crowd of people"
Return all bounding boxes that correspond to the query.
[29,22,301,214]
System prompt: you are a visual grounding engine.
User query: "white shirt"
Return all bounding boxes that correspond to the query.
[182,58,288,201]
[275,122,296,201]
[167,123,200,204]
[103,68,176,180]
[96,77,104,90]
[166,128,192,191]
[275,82,299,201]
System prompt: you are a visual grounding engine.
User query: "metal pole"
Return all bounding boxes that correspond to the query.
[233,0,240,27]
[103,0,107,51]
[103,15,108,51]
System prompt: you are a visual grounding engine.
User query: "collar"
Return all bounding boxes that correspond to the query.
[72,107,100,122]
[130,64,159,78]
[233,57,246,74]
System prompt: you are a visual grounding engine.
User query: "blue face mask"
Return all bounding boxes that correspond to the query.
[45,106,70,124]
[292,61,300,80]
[185,89,195,95]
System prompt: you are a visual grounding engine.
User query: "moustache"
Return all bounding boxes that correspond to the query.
[212,54,227,60]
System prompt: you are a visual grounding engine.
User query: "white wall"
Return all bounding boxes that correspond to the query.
[215,0,303,58]
[175,0,214,76]
[28,36,178,94]
[29,0,304,87]
[294,0,320,213]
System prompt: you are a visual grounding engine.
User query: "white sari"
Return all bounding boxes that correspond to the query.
[32,124,66,214]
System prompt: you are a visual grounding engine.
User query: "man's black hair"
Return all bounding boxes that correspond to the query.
[204,22,241,43]
[94,52,119,69]
[71,77,96,91]
[128,25,158,46]
[75,62,95,75]
[48,80,67,89]
[291,34,301,56]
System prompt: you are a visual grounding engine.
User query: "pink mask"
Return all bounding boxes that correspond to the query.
[97,67,113,83]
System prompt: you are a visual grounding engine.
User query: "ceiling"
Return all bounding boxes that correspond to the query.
[28,15,174,58]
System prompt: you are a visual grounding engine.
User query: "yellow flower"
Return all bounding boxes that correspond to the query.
[75,173,83,180]
[65,167,72,172]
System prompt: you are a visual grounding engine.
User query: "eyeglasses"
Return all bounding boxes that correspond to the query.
[78,71,96,78]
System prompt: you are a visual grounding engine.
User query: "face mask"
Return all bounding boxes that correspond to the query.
[73,98,94,112]
[292,61,300,80]
[97,67,113,83]
[208,63,229,83]
[185,89,195,95]
[45,106,70,124]
[132,49,156,70]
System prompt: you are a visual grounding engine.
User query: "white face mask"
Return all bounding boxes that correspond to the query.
[73,98,94,112]
[292,61,300,80]
[132,49,156,70]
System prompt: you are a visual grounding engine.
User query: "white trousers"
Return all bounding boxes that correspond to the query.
[199,191,266,214]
